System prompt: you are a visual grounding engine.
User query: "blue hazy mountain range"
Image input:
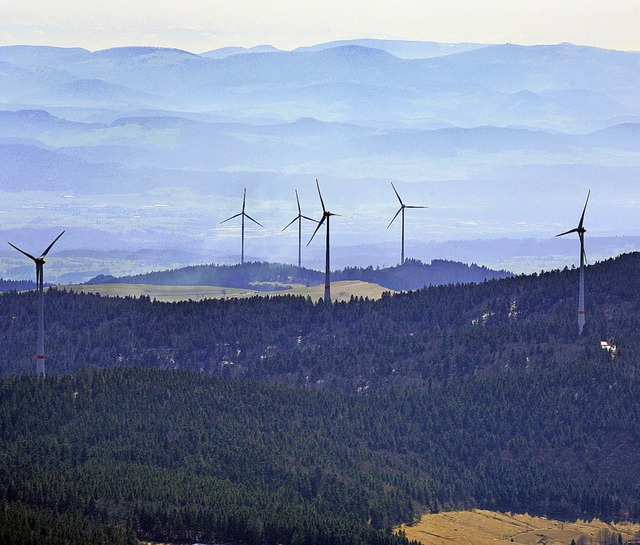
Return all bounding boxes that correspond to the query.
[0,40,638,279]
[201,39,488,59]
[1,42,638,130]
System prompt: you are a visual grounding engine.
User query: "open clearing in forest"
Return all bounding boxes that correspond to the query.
[398,510,640,545]
[58,280,394,302]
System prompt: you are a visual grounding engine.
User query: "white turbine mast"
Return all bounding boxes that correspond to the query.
[556,190,590,335]
[8,231,65,376]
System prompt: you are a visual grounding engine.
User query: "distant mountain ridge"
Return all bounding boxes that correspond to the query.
[86,258,513,291]
[1,41,637,127]
[292,39,489,58]
[0,39,639,268]
[1,108,637,193]
[201,39,490,59]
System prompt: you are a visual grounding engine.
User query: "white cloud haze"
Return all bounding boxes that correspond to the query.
[1,0,639,51]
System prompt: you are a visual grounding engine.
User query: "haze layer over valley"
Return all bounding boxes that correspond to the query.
[0,39,639,281]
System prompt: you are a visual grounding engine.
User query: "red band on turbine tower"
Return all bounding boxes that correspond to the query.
[578,311,585,315]
[37,355,45,359]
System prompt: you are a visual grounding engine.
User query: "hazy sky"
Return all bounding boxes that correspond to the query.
[1,0,639,52]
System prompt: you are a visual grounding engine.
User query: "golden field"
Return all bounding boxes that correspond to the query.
[57,280,394,303]
[398,510,640,545]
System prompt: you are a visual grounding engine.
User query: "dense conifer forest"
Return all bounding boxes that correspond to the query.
[1,253,637,385]
[1,253,639,544]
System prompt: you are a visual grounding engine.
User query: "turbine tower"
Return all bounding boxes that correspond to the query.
[388,182,426,265]
[8,230,65,377]
[556,190,590,335]
[282,189,318,268]
[220,188,264,264]
[307,180,337,304]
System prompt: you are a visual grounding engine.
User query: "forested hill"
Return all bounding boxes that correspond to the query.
[0,278,37,293]
[1,252,638,387]
[2,254,640,544]
[336,259,512,290]
[1,353,639,544]
[86,258,512,291]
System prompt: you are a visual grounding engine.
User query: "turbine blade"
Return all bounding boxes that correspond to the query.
[282,216,299,232]
[578,189,590,230]
[307,215,326,246]
[220,212,242,224]
[40,230,65,258]
[556,227,579,237]
[295,189,301,215]
[387,207,402,228]
[316,179,326,213]
[391,182,403,206]
[7,242,38,262]
[242,188,246,213]
[301,215,319,223]
[406,205,427,209]
[244,213,264,228]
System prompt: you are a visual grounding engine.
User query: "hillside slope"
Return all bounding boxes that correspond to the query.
[2,253,638,386]
[1,357,639,544]
[2,253,640,544]
[86,259,512,292]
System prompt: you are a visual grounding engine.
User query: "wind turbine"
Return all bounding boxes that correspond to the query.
[282,189,318,268]
[307,180,337,304]
[556,190,590,335]
[8,230,65,377]
[220,188,264,264]
[388,182,426,265]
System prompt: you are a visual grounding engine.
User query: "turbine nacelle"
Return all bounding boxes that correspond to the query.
[8,231,65,269]
[220,188,264,228]
[307,180,339,246]
[282,190,318,232]
[388,182,426,228]
[556,190,590,264]
[556,226,586,237]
